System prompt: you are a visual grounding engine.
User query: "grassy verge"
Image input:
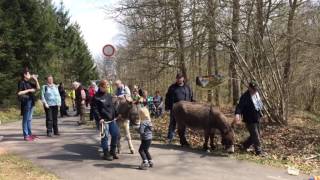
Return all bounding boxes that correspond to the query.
[0,153,58,180]
[0,101,45,125]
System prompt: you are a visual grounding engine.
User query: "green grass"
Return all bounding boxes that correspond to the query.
[0,153,58,180]
[0,108,20,124]
[0,101,45,125]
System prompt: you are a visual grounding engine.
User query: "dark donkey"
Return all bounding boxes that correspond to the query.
[113,96,140,154]
[172,101,235,153]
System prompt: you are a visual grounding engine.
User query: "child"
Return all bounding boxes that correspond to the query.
[138,107,153,170]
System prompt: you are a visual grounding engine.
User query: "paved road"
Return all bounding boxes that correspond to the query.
[0,116,306,180]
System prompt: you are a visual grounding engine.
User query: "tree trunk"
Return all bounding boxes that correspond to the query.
[282,0,298,123]
[230,0,240,105]
[173,0,187,80]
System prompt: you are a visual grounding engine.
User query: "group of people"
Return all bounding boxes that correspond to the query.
[17,68,266,170]
[18,69,70,139]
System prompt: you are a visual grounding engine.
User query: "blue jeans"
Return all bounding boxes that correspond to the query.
[167,111,176,140]
[101,121,119,152]
[22,100,34,137]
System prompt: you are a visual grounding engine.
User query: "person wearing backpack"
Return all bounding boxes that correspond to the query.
[41,75,61,137]
[17,68,40,141]
[72,81,87,125]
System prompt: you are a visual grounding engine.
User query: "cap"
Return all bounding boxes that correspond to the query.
[249,81,258,90]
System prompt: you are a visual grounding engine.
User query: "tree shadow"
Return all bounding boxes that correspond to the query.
[151,143,230,158]
[38,143,101,161]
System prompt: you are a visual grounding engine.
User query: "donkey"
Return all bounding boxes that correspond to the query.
[113,96,140,154]
[172,101,235,153]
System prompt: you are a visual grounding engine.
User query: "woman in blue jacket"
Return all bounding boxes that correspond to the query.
[41,75,61,137]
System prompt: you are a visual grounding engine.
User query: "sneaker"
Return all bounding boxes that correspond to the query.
[24,136,34,141]
[148,160,154,168]
[31,135,39,139]
[139,161,149,170]
[167,139,173,145]
[47,132,53,137]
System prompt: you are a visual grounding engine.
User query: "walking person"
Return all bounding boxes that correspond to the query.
[165,73,194,145]
[233,81,266,156]
[17,68,40,141]
[72,82,87,125]
[41,75,61,137]
[91,80,120,161]
[138,107,153,170]
[58,83,68,117]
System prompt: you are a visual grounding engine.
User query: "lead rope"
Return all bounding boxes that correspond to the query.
[100,121,105,139]
[100,119,118,139]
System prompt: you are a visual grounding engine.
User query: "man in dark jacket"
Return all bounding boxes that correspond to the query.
[91,80,120,161]
[58,83,68,117]
[73,82,87,125]
[165,73,194,145]
[233,81,265,156]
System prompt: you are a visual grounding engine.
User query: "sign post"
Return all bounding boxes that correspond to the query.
[102,44,115,57]
[102,44,116,81]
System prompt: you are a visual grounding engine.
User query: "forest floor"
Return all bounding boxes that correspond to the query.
[152,107,320,175]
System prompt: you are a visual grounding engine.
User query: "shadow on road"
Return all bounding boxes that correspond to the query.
[38,143,101,161]
[94,163,139,170]
[151,143,230,158]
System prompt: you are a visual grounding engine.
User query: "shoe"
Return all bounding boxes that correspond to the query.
[181,142,190,147]
[139,161,149,170]
[47,132,53,137]
[31,135,39,139]
[167,139,173,145]
[24,136,34,141]
[149,160,153,168]
[103,150,113,161]
[239,145,249,153]
[110,150,119,159]
[77,122,86,126]
[54,133,60,136]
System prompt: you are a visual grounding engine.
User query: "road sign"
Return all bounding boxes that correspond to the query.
[102,44,115,57]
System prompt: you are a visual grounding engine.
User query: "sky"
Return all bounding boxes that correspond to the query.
[52,0,120,56]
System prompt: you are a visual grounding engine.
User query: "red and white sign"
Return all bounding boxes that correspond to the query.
[102,44,115,57]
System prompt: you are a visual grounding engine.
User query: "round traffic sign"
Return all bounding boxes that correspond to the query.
[102,44,115,57]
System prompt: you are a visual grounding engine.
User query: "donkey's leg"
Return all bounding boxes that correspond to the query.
[116,121,122,154]
[203,128,210,151]
[209,129,216,150]
[124,120,135,154]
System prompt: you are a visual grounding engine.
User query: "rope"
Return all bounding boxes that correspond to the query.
[99,119,117,139]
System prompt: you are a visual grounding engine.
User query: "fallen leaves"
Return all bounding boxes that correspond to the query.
[152,108,320,174]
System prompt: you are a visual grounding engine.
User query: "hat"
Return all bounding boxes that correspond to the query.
[249,81,258,90]
[176,73,184,79]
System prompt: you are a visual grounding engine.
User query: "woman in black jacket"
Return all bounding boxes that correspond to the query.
[91,80,119,161]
